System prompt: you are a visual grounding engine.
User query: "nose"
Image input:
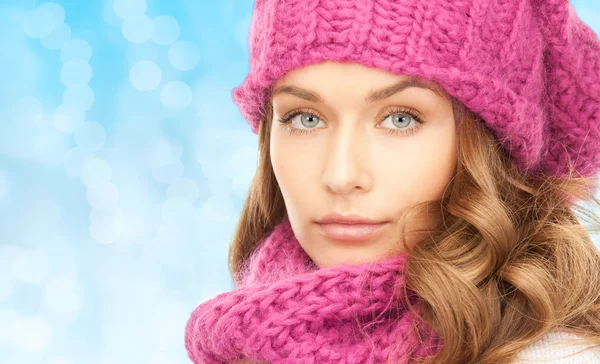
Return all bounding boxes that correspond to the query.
[321,123,373,195]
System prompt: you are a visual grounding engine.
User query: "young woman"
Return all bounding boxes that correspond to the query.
[185,0,600,362]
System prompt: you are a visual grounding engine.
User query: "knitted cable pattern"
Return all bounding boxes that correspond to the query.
[231,0,600,179]
[184,217,442,363]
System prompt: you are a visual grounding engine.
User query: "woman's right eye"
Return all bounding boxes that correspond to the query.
[276,110,327,134]
[288,112,325,129]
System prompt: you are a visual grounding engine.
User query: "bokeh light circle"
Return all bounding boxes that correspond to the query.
[151,16,180,45]
[168,40,201,71]
[129,60,161,91]
[24,2,65,39]
[41,23,71,50]
[114,0,147,20]
[80,158,112,187]
[74,121,107,152]
[160,81,193,111]
[63,85,95,112]
[102,0,123,27]
[60,59,93,87]
[121,14,154,44]
[53,104,85,133]
[60,39,92,63]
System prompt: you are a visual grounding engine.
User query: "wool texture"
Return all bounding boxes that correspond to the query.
[231,0,600,179]
[184,217,442,363]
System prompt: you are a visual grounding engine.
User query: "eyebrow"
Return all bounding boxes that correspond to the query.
[271,76,445,104]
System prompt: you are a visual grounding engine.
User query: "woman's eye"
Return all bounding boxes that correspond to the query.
[380,113,417,129]
[290,113,324,129]
[377,108,425,136]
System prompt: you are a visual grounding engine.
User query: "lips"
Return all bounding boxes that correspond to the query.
[314,212,390,242]
[315,222,389,242]
[315,212,388,225]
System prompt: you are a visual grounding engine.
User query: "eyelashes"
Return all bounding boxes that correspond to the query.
[275,107,425,136]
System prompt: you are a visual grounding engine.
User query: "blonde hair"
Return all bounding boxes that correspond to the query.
[228,91,600,363]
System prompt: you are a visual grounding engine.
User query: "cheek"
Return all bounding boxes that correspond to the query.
[270,136,318,215]
[377,134,457,202]
[413,148,455,196]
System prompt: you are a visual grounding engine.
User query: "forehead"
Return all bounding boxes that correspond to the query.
[271,61,449,104]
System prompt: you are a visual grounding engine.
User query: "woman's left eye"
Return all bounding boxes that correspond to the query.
[378,108,425,136]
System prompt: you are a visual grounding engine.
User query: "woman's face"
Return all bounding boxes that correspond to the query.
[270,61,457,268]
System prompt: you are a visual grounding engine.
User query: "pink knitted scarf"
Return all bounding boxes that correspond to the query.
[184,217,443,363]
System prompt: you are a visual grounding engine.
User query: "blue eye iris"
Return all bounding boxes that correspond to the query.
[386,114,413,128]
[300,114,320,128]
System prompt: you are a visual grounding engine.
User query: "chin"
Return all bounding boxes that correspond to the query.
[308,247,385,269]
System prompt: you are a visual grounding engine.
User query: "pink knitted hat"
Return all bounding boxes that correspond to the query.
[231,0,600,178]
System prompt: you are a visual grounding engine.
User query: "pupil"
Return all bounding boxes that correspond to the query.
[394,115,409,125]
[303,115,317,126]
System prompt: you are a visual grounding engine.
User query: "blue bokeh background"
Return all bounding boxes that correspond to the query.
[0,1,599,363]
